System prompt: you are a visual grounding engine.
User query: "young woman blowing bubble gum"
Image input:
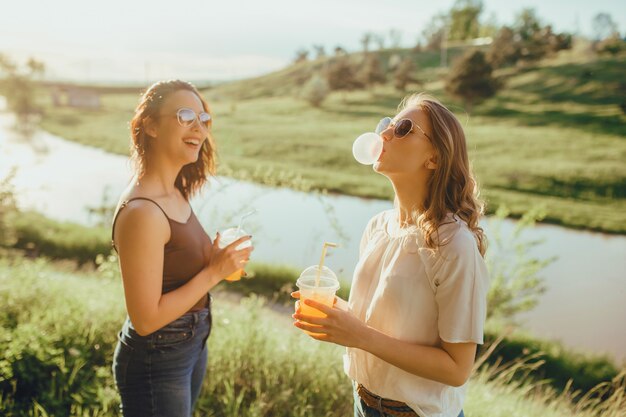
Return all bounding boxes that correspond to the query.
[293,93,489,417]
[111,80,253,417]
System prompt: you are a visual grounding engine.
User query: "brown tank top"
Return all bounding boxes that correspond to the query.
[111,197,210,312]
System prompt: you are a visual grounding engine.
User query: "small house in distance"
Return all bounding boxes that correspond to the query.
[51,85,101,110]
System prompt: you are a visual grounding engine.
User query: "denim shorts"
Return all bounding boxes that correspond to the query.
[353,386,465,417]
[112,308,212,417]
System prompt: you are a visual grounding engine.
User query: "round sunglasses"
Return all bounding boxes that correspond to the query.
[375,116,431,140]
[173,108,212,129]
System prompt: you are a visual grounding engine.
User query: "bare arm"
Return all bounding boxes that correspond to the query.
[115,201,252,335]
[357,326,476,387]
[293,298,477,387]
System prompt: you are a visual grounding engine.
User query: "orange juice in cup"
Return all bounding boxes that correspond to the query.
[295,242,340,335]
[218,227,251,282]
[296,266,339,317]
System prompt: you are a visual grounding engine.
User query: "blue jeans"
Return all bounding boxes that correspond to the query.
[353,387,465,417]
[112,308,212,417]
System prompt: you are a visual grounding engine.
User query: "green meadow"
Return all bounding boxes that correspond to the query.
[36,49,626,234]
[1,254,624,417]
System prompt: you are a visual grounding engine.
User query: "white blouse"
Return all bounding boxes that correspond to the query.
[344,209,490,417]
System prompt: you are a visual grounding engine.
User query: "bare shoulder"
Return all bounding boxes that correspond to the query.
[114,199,170,248]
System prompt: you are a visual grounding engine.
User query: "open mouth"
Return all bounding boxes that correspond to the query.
[183,138,202,149]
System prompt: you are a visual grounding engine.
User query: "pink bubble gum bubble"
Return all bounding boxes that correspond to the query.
[352,132,383,165]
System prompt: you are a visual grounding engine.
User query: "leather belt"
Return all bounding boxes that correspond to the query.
[356,384,419,417]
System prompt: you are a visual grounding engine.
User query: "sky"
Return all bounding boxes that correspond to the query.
[0,0,624,83]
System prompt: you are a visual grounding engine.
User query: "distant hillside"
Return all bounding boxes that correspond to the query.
[34,46,626,234]
[209,46,478,100]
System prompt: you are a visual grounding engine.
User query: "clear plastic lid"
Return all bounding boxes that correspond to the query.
[296,265,339,290]
[219,227,252,249]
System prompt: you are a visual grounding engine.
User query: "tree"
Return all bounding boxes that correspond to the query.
[412,41,424,53]
[446,49,498,111]
[373,34,386,50]
[388,54,403,72]
[312,44,326,60]
[293,48,309,64]
[388,29,403,49]
[592,12,619,41]
[360,32,373,53]
[514,8,542,42]
[479,12,499,38]
[357,54,386,89]
[0,170,18,247]
[596,34,626,56]
[0,55,45,126]
[448,0,483,41]
[333,46,347,56]
[487,26,521,68]
[301,74,330,107]
[393,57,418,92]
[422,13,449,51]
[487,14,572,69]
[325,57,362,92]
[27,58,45,78]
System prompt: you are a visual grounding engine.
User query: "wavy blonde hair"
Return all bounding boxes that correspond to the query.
[130,80,216,200]
[399,93,487,256]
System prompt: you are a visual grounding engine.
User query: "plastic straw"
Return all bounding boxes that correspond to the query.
[236,209,257,234]
[316,242,337,286]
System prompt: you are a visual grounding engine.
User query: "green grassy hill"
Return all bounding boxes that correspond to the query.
[211,46,473,99]
[36,46,626,233]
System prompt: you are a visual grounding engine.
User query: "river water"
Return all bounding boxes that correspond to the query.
[1,105,624,364]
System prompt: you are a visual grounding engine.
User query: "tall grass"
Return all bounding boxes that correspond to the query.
[1,255,624,416]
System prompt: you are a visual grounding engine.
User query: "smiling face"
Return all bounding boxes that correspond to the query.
[373,106,436,179]
[145,89,210,166]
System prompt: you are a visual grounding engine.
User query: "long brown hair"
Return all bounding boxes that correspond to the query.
[399,93,487,256]
[130,80,216,200]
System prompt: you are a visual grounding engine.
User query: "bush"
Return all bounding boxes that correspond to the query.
[597,36,626,56]
[0,256,622,416]
[0,171,18,247]
[482,324,620,397]
[356,54,386,89]
[11,211,111,266]
[485,206,552,320]
[446,49,499,110]
[393,57,418,92]
[0,257,123,416]
[325,57,363,92]
[301,74,330,107]
[0,257,352,417]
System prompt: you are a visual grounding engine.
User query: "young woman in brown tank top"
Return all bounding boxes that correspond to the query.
[110,80,253,417]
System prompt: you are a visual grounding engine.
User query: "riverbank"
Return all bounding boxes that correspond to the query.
[1,207,623,388]
[2,116,626,363]
[32,53,626,234]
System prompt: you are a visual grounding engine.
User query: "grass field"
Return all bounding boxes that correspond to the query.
[36,48,626,234]
[1,254,624,417]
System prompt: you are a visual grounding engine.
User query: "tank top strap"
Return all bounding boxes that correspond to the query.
[111,197,169,250]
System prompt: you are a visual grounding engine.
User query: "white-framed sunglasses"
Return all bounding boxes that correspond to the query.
[375,116,431,140]
[172,107,212,129]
